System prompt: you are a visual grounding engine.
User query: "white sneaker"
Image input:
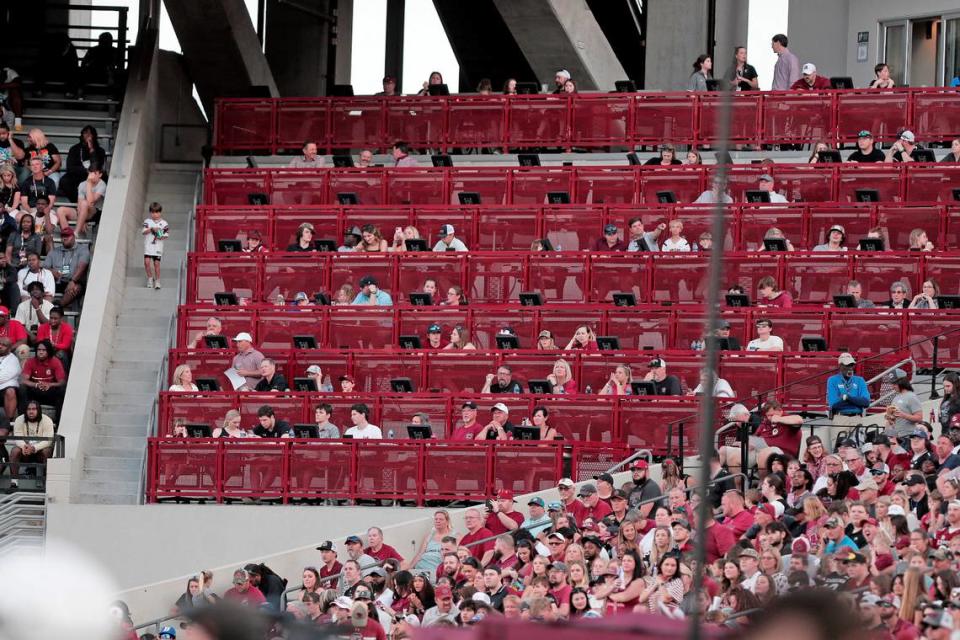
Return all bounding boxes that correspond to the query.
[146,277,154,289]
[154,280,162,290]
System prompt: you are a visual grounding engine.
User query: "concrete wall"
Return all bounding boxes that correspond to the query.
[47,28,162,505]
[787,0,849,80]
[714,0,750,81]
[645,0,709,91]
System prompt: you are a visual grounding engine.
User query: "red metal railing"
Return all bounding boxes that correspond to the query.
[212,88,960,153]
[185,250,960,307]
[146,438,628,504]
[202,163,960,206]
[194,201,960,253]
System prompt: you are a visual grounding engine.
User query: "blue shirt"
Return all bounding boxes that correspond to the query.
[352,290,393,305]
[823,536,858,556]
[826,373,870,416]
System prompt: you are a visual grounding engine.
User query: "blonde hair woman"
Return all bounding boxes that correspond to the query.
[404,510,455,575]
[546,358,576,394]
[600,364,632,396]
[442,325,476,350]
[27,128,62,182]
[169,364,199,392]
[0,163,20,214]
[212,409,248,438]
[390,225,420,252]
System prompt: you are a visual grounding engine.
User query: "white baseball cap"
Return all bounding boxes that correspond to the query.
[233,332,253,342]
[491,402,509,414]
[801,63,816,75]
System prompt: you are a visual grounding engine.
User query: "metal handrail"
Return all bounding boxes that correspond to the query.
[603,449,652,474]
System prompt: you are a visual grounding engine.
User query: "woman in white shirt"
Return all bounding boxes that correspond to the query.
[747,318,784,352]
[169,364,199,392]
[690,369,735,398]
[660,220,691,252]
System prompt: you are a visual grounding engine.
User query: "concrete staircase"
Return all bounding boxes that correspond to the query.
[77,163,200,504]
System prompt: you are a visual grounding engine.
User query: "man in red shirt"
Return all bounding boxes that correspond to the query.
[701,509,736,563]
[450,401,488,440]
[720,490,755,538]
[547,562,572,617]
[459,507,494,565]
[753,400,804,465]
[364,526,404,564]
[0,305,28,359]
[21,339,66,412]
[315,540,342,590]
[223,569,267,607]
[485,489,524,534]
[36,306,73,364]
[545,531,567,562]
[935,500,960,547]
[572,483,612,526]
[556,477,579,517]
[790,63,832,90]
[878,594,920,640]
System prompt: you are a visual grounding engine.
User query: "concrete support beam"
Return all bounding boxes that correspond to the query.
[384,0,404,88]
[645,0,709,91]
[713,0,750,79]
[492,0,626,91]
[163,0,277,113]
[264,0,332,96]
[334,0,353,84]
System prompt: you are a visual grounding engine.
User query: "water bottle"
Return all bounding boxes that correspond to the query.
[585,385,593,394]
[387,429,395,439]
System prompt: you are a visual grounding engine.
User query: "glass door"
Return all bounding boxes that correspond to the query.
[882,20,908,86]
[946,15,960,85]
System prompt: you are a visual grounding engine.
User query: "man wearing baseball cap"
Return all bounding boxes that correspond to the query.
[451,401,488,440]
[485,488,524,534]
[848,130,885,163]
[813,224,846,252]
[826,353,870,444]
[791,62,830,90]
[426,323,444,349]
[756,173,788,203]
[342,535,378,579]
[316,540,342,589]
[643,358,682,395]
[230,331,263,390]
[353,274,393,305]
[625,459,661,517]
[556,477,578,514]
[422,583,459,627]
[223,568,267,607]
[482,402,517,440]
[158,626,177,639]
[574,483,612,526]
[592,223,626,251]
[432,224,467,252]
[523,496,552,536]
[887,130,920,163]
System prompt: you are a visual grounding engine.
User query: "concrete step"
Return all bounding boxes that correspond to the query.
[82,468,141,484]
[77,479,141,494]
[75,493,138,505]
[110,350,172,363]
[104,366,160,381]
[84,455,142,472]
[91,422,153,437]
[116,314,171,328]
[98,379,158,396]
[87,437,149,454]
[99,401,157,416]
[93,411,150,426]
[109,329,169,346]
[113,337,170,352]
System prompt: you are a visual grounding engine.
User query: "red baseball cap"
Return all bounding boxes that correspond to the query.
[632,460,649,470]
[863,517,879,527]
[497,489,514,501]
[0,306,10,316]
[756,503,776,519]
[435,584,453,599]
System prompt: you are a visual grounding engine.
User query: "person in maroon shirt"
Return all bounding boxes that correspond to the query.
[753,400,804,461]
[572,483,612,526]
[450,401,489,440]
[702,510,737,563]
[485,489,524,535]
[492,534,518,571]
[790,63,832,90]
[591,224,627,251]
[459,507,495,566]
[545,531,568,562]
[364,527,404,564]
[720,490,755,538]
[21,339,66,412]
[756,276,793,308]
[223,569,267,607]
[315,541,342,589]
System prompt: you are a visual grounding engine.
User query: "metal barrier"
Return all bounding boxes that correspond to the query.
[202,163,960,206]
[145,439,628,504]
[0,492,47,554]
[212,88,960,153]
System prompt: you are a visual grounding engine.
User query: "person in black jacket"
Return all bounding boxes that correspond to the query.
[642,357,683,395]
[243,563,287,610]
[58,125,106,201]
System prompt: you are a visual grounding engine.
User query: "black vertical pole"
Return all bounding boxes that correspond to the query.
[931,336,941,399]
[385,0,405,89]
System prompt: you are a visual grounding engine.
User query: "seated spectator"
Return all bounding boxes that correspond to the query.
[58,125,107,202]
[752,400,805,462]
[338,226,361,252]
[592,224,626,251]
[813,225,847,251]
[333,283,354,305]
[253,405,292,437]
[599,364,632,396]
[312,403,340,437]
[690,368,734,398]
[552,70,571,93]
[482,365,523,394]
[212,409,250,437]
[20,339,66,414]
[0,336,19,420]
[16,281,52,336]
[686,150,703,165]
[391,225,420,252]
[43,226,89,308]
[847,130,886,163]
[483,402,517,440]
[287,222,316,252]
[244,230,265,253]
[24,129,61,186]
[169,364,199,391]
[747,318,784,351]
[376,76,397,96]
[626,218,666,252]
[19,159,56,213]
[450,401,487,440]
[527,406,559,440]
[0,306,29,362]
[345,403,382,439]
[0,162,20,216]
[758,227,795,252]
[642,357,682,395]
[306,365,334,392]
[78,32,119,92]
[189,316,223,348]
[356,149,374,167]
[288,140,324,168]
[425,323,443,349]
[942,138,960,163]
[254,358,289,392]
[756,174,788,202]
[843,280,875,308]
[863,226,889,250]
[791,63,831,90]
[537,329,558,350]
[442,325,476,350]
[7,215,44,270]
[338,374,355,392]
[884,282,910,309]
[231,332,264,391]
[5,400,55,493]
[687,55,712,92]
[658,220,691,252]
[418,72,444,95]
[547,358,577,394]
[694,180,733,204]
[503,78,518,94]
[59,162,106,234]
[644,144,683,166]
[909,228,934,252]
[224,569,267,607]
[807,141,831,163]
[869,63,895,89]
[36,307,72,368]
[715,319,742,350]
[432,224,467,252]
[564,325,599,351]
[909,279,939,309]
[696,231,712,251]
[441,286,468,306]
[358,224,388,252]
[352,275,392,305]
[885,130,921,163]
[393,141,418,167]
[17,253,53,302]
[563,79,577,93]
[756,276,792,308]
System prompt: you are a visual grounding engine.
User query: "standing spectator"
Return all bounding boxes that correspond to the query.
[392,141,417,167]
[5,400,54,494]
[869,63,895,89]
[726,46,759,91]
[791,64,831,90]
[43,226,89,308]
[57,125,106,201]
[432,224,467,252]
[771,34,801,90]
[20,339,65,414]
[847,130,886,163]
[687,55,712,92]
[345,403,382,439]
[827,352,870,432]
[288,140,324,168]
[230,332,263,391]
[141,202,169,288]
